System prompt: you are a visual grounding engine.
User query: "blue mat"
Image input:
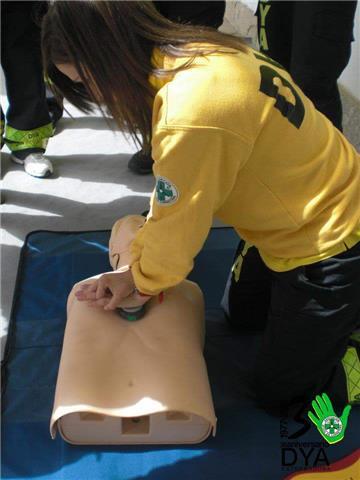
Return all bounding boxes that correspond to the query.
[2,228,359,480]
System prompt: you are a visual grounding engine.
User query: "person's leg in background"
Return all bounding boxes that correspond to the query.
[256,0,293,70]
[227,240,360,417]
[1,1,62,178]
[1,107,4,204]
[154,0,225,29]
[289,1,357,131]
[128,1,226,175]
[256,0,357,131]
[1,107,4,149]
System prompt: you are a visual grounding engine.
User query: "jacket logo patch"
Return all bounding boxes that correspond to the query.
[155,176,179,205]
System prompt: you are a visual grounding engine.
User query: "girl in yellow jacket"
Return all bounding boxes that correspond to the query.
[42,2,360,418]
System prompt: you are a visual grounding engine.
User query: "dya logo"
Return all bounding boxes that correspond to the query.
[307,393,351,445]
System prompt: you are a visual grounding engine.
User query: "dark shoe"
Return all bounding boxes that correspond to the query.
[128,150,154,175]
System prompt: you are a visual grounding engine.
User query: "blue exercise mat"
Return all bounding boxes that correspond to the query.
[2,228,359,480]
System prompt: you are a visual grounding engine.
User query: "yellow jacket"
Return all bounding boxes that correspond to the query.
[130,46,360,295]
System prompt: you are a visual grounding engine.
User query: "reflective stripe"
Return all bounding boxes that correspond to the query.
[44,75,53,86]
[4,123,54,152]
[342,346,360,405]
[258,0,271,51]
[231,241,252,283]
[1,119,4,148]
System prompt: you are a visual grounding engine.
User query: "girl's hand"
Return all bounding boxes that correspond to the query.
[75,269,145,311]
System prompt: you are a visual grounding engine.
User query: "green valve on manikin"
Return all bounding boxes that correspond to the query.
[116,305,146,321]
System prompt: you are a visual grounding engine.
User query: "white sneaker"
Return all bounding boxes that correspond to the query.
[11,153,53,178]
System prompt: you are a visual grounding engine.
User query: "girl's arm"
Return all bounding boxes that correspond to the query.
[130,125,252,295]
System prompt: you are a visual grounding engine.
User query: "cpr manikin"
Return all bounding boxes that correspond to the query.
[50,215,216,444]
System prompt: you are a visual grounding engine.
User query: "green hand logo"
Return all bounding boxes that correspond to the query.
[307,393,351,444]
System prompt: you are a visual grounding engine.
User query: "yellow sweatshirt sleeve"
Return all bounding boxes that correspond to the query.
[129,125,252,295]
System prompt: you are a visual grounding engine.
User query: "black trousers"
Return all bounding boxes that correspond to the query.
[1,1,62,156]
[256,0,358,131]
[1,2,50,131]
[154,1,225,29]
[228,240,360,417]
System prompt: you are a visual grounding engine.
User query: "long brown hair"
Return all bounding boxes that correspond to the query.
[42,1,246,152]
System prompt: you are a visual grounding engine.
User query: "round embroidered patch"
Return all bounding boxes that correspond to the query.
[155,176,179,205]
[321,416,343,438]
